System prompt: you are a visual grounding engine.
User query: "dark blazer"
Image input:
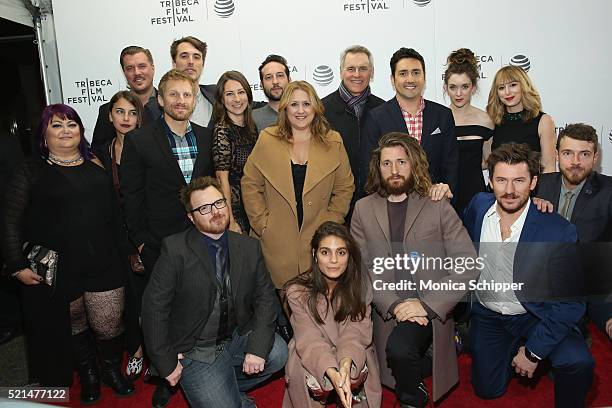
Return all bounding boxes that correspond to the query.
[536,172,612,242]
[141,227,277,378]
[199,83,216,105]
[120,118,213,250]
[361,98,458,193]
[322,90,384,199]
[463,193,586,358]
[91,89,162,151]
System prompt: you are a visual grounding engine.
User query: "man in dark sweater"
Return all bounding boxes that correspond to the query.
[323,45,384,217]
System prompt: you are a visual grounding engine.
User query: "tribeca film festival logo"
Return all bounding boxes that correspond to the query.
[150,0,200,26]
[312,65,334,86]
[213,0,235,17]
[509,54,531,72]
[66,78,114,106]
[343,0,391,13]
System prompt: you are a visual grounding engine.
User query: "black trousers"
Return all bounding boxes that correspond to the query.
[386,320,433,403]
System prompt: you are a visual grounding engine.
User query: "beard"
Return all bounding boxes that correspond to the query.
[196,213,229,235]
[561,165,591,186]
[382,175,410,196]
[164,104,193,121]
[496,193,530,214]
[263,86,283,102]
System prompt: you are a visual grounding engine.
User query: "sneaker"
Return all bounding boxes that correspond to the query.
[125,355,144,381]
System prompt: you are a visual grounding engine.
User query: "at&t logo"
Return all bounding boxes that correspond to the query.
[509,55,531,72]
[313,66,334,86]
[214,0,235,18]
[413,0,431,6]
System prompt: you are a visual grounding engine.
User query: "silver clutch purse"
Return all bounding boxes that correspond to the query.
[23,242,58,287]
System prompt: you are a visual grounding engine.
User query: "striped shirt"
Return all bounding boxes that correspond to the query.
[400,97,425,144]
[163,118,198,183]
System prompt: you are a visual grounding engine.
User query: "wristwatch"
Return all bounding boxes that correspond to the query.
[524,346,540,363]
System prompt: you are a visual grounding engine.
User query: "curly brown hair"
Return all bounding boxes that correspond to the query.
[364,132,432,197]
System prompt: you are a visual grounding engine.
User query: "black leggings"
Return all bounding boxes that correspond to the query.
[70,287,125,340]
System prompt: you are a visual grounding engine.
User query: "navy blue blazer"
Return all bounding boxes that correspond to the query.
[361,98,458,193]
[463,192,586,358]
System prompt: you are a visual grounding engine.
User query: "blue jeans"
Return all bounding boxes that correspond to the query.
[180,332,288,408]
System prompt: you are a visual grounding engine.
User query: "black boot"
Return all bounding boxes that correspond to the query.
[72,330,101,404]
[98,334,135,397]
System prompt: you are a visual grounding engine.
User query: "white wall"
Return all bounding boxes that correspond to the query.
[51,0,612,173]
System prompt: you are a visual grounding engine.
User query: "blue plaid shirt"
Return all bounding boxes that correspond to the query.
[162,117,199,183]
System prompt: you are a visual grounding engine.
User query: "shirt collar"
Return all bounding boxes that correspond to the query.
[201,230,228,247]
[485,198,531,231]
[161,115,193,137]
[398,97,425,116]
[561,176,587,196]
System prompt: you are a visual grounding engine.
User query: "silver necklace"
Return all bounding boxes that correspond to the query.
[48,153,84,165]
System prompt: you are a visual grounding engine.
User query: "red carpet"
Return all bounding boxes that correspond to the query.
[57,325,611,407]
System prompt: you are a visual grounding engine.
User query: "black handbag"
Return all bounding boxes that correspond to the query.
[23,242,58,287]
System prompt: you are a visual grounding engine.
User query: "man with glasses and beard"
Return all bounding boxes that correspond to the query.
[351,132,478,408]
[142,176,287,408]
[121,69,214,407]
[536,123,612,341]
[252,54,291,131]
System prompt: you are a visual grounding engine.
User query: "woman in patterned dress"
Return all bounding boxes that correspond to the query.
[211,70,259,234]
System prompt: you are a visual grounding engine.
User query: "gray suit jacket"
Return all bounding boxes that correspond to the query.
[350,192,478,401]
[141,227,277,378]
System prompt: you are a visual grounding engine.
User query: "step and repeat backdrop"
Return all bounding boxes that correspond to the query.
[51,0,612,172]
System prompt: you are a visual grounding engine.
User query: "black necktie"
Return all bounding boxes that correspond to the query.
[210,240,226,283]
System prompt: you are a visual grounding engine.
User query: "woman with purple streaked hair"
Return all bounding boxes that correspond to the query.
[1,104,135,403]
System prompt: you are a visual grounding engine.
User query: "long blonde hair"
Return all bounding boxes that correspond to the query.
[486,66,542,125]
[276,81,331,145]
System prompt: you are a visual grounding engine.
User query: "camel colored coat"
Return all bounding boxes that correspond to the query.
[241,127,354,287]
[350,192,479,401]
[282,284,382,408]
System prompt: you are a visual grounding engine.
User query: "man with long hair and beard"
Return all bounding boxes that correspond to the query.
[351,132,478,407]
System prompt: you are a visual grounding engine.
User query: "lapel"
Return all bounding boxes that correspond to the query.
[549,173,563,209]
[303,137,339,195]
[257,136,296,217]
[420,99,434,151]
[227,232,242,300]
[403,192,428,240]
[515,204,538,279]
[152,119,186,185]
[386,98,409,133]
[373,194,392,252]
[186,227,219,289]
[571,173,597,224]
[191,124,208,178]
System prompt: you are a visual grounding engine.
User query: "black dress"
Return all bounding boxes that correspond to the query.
[456,125,493,212]
[491,111,544,153]
[2,159,124,385]
[212,124,258,234]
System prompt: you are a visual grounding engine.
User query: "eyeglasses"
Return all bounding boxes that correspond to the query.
[190,198,227,215]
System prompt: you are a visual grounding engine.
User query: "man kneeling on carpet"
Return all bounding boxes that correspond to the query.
[463,144,594,408]
[142,176,288,408]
